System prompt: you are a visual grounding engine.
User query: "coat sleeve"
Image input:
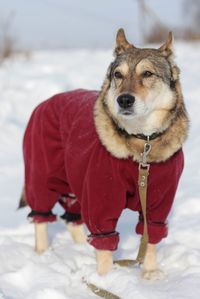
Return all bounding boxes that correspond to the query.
[136,149,184,243]
[81,146,126,251]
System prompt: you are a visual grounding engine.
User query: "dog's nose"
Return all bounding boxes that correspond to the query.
[117,94,135,109]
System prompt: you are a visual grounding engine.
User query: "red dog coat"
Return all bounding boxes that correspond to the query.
[23,89,184,250]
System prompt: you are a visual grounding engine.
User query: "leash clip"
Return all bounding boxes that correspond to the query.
[139,136,151,170]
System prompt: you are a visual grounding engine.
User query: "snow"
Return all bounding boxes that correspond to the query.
[0,44,200,299]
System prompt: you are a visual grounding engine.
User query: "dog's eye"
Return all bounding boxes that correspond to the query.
[143,71,153,78]
[114,71,123,79]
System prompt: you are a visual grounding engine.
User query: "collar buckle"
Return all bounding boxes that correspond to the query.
[139,136,151,169]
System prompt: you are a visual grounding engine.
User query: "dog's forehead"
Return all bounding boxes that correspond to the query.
[117,48,169,70]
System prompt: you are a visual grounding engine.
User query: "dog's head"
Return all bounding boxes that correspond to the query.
[103,29,180,134]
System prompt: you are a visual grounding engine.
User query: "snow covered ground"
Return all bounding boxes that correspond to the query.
[0,44,200,299]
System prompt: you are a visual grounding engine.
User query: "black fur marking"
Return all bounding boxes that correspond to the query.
[170,79,176,89]
[60,211,81,223]
[17,191,27,209]
[18,196,27,209]
[109,60,120,79]
[28,210,55,218]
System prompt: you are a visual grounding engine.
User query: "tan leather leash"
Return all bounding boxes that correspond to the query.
[84,139,152,299]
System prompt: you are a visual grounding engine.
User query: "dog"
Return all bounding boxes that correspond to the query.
[19,28,189,280]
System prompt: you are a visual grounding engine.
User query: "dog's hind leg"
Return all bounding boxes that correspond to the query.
[35,222,49,253]
[67,223,86,243]
[142,244,164,280]
[59,196,86,244]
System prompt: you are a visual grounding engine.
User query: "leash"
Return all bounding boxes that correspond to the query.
[84,138,151,299]
[83,279,121,299]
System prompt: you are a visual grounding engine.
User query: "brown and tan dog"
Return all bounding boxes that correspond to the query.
[19,29,189,280]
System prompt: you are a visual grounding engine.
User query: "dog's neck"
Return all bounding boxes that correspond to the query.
[102,99,173,141]
[115,113,167,136]
[111,111,171,141]
[114,125,167,141]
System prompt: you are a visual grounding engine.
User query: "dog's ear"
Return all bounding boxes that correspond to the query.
[159,32,174,57]
[115,28,133,55]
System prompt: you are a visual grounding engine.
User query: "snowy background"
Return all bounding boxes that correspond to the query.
[0,0,184,49]
[0,43,200,298]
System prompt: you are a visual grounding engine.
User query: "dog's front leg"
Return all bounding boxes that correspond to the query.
[35,222,48,253]
[96,250,113,275]
[142,243,164,280]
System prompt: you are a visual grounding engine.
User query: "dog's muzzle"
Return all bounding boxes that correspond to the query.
[117,94,135,116]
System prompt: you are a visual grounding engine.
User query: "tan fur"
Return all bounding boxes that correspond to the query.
[159,31,174,56]
[35,222,86,254]
[96,250,113,275]
[35,222,49,253]
[136,59,156,75]
[95,244,164,279]
[67,223,86,243]
[135,59,157,98]
[115,28,134,55]
[142,244,164,280]
[115,62,129,76]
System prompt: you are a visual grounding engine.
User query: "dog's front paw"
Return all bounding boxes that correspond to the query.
[96,250,113,275]
[35,247,47,254]
[97,259,113,275]
[142,269,165,280]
